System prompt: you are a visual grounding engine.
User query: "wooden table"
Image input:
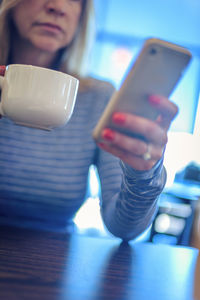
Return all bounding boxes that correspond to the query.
[0,226,199,300]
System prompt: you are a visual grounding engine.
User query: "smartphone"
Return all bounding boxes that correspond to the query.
[92,38,192,142]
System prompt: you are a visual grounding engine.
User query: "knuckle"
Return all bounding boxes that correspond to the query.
[161,132,168,145]
[146,122,157,136]
[155,151,163,160]
[146,123,167,144]
[168,102,179,120]
[172,105,179,118]
[144,160,154,170]
[135,140,147,155]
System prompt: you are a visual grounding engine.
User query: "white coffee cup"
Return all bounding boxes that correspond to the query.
[0,64,79,130]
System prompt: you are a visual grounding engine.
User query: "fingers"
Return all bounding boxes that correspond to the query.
[0,66,6,76]
[149,95,178,129]
[99,141,157,170]
[98,128,164,170]
[102,128,164,160]
[96,95,177,171]
[112,112,168,146]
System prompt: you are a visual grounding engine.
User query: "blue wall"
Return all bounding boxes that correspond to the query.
[90,0,200,134]
[94,0,200,45]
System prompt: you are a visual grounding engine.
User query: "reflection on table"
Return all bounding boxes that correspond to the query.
[0,226,199,300]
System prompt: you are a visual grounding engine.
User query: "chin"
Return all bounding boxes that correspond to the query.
[32,37,65,54]
[37,43,61,53]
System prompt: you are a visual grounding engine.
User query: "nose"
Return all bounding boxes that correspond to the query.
[45,0,67,17]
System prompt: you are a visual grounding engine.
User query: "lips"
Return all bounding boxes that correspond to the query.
[34,22,64,34]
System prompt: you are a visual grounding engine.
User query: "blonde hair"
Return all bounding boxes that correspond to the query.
[0,0,95,78]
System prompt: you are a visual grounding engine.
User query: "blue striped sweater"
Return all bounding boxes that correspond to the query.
[0,78,166,240]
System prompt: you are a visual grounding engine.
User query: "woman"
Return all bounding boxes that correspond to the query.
[0,0,178,240]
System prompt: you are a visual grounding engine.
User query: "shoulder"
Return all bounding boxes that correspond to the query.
[75,77,115,118]
[79,76,115,96]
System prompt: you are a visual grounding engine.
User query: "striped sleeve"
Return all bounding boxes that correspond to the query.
[96,146,166,241]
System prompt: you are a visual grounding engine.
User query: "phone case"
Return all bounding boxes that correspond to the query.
[92,38,192,142]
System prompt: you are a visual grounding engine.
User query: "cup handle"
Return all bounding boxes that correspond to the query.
[0,75,4,115]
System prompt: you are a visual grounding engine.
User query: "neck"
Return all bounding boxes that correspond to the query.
[10,36,58,69]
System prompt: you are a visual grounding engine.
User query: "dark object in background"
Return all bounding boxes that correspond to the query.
[175,162,200,184]
[149,162,200,246]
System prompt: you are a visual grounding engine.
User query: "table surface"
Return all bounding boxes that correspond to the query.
[0,226,199,300]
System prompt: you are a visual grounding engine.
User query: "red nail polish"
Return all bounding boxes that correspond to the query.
[112,113,126,125]
[0,65,6,76]
[149,95,161,105]
[102,128,115,141]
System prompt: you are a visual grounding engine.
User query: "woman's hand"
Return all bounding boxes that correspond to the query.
[98,95,178,171]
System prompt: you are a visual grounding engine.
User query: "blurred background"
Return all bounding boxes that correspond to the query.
[74,0,200,245]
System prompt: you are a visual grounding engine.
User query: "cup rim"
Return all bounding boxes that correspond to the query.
[6,64,79,82]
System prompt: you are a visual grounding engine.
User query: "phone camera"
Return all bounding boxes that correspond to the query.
[149,48,157,55]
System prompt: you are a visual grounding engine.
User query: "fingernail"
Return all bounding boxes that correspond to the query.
[149,95,161,105]
[112,113,126,125]
[0,66,6,71]
[102,128,115,141]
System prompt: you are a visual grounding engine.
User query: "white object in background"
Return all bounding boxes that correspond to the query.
[164,131,199,187]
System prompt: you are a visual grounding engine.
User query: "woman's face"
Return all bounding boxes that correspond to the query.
[12,0,83,53]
